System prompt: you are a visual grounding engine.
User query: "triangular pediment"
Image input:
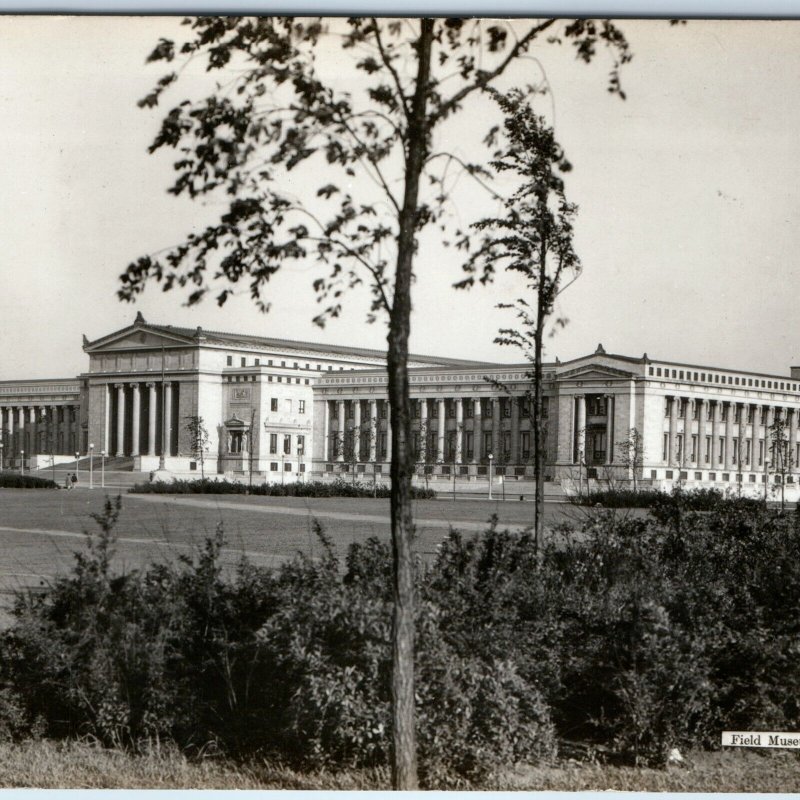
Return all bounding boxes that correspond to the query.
[84,324,195,353]
[558,364,636,381]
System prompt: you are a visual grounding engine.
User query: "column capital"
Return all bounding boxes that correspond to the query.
[114,383,126,389]
[146,382,157,389]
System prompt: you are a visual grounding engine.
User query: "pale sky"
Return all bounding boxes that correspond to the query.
[2,17,800,380]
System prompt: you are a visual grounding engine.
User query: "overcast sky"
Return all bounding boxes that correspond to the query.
[2,16,800,380]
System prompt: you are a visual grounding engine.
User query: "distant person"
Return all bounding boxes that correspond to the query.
[71,473,78,489]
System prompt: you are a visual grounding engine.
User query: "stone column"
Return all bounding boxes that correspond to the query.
[336,399,345,462]
[369,399,378,462]
[710,401,720,468]
[39,407,47,454]
[115,384,126,457]
[130,384,141,457]
[491,398,500,460]
[510,397,519,465]
[473,398,482,463]
[353,399,362,463]
[147,383,157,456]
[724,402,735,470]
[164,383,173,458]
[8,406,14,455]
[455,398,464,464]
[574,395,586,464]
[748,404,758,470]
[668,396,678,466]
[419,398,428,462]
[437,398,446,463]
[605,394,615,464]
[696,399,706,469]
[790,407,798,472]
[16,407,24,451]
[385,402,392,463]
[28,407,37,455]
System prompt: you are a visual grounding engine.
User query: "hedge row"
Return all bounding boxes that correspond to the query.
[128,478,435,500]
[0,473,58,490]
[573,486,764,510]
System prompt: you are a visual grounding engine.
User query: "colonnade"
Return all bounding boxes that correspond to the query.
[325,396,525,465]
[664,396,799,472]
[0,404,79,463]
[108,381,177,458]
[572,394,615,465]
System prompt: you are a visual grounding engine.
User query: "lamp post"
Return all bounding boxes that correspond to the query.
[89,443,94,490]
[281,452,285,485]
[488,452,494,500]
[19,450,24,475]
[298,445,305,484]
[100,450,106,489]
[0,442,4,472]
[764,457,770,504]
[75,451,80,483]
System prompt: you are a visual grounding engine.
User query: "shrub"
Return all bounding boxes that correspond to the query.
[0,472,58,489]
[129,478,435,500]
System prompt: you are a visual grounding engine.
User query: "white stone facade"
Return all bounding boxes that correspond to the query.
[2,317,799,499]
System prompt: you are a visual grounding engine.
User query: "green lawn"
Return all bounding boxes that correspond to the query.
[0,488,585,623]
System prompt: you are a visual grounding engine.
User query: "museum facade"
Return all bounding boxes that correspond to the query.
[2,313,800,496]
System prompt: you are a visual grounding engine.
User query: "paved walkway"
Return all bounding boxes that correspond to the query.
[127,493,532,533]
[0,524,290,565]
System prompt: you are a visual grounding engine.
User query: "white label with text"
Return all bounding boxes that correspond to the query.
[722,731,800,748]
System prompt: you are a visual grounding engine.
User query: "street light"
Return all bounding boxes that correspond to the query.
[0,442,4,472]
[19,450,24,475]
[488,453,494,500]
[298,445,305,484]
[75,451,80,483]
[89,443,94,490]
[100,450,106,489]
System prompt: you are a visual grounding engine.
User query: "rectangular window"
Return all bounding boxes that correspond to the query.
[464,431,473,460]
[483,432,493,456]
[695,471,702,480]
[226,355,233,366]
[761,407,768,424]
[448,401,456,418]
[732,439,739,463]
[691,434,697,461]
[665,397,671,418]
[676,434,683,463]
[721,404,728,421]
[348,403,354,419]
[705,436,711,464]
[485,400,493,418]
[281,361,286,367]
[657,368,662,377]
[503,399,511,418]
[663,433,668,462]
[521,431,530,460]
[270,462,278,471]
[297,434,305,455]
[379,432,387,457]
[759,439,764,466]
[269,433,277,454]
[241,357,246,367]
[734,404,741,422]
[284,462,292,472]
[270,398,278,412]
[719,437,725,465]
[299,399,306,414]
[255,358,260,366]
[283,435,291,455]
[541,397,549,418]
[293,362,298,369]
[465,402,473,419]
[502,430,511,456]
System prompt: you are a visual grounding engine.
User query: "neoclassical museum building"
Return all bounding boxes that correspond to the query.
[2,313,800,495]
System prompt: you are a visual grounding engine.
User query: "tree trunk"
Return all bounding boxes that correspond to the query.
[532,246,548,554]
[386,18,433,791]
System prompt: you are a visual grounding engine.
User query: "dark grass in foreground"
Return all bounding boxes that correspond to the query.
[0,740,797,791]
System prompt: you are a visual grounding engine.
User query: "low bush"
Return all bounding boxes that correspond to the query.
[0,472,58,489]
[128,478,435,500]
[574,486,763,512]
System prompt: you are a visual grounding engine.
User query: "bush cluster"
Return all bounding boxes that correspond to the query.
[0,473,58,489]
[1,494,798,779]
[129,478,435,500]
[575,486,763,511]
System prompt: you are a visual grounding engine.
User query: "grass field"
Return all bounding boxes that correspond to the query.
[0,487,584,624]
[0,739,797,790]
